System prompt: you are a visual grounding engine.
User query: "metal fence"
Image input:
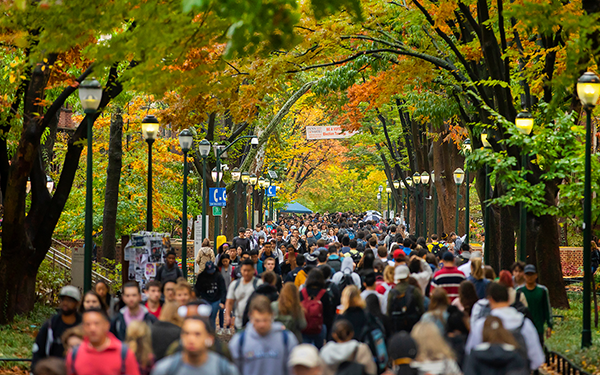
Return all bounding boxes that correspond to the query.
[546,348,591,375]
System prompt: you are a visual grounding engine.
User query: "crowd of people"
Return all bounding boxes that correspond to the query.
[31,212,554,375]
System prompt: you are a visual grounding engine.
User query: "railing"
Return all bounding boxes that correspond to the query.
[46,239,113,286]
[546,348,591,375]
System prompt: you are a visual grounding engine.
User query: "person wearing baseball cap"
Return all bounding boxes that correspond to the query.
[289,344,324,375]
[32,285,82,370]
[194,261,227,329]
[517,264,553,345]
[430,252,466,303]
[387,266,425,332]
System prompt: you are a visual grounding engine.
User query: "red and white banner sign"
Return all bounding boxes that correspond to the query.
[306,126,358,140]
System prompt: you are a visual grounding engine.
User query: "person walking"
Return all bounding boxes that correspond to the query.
[430,252,466,302]
[331,256,361,289]
[194,261,227,329]
[516,265,552,345]
[155,251,183,284]
[467,257,490,300]
[410,321,462,375]
[66,308,140,375]
[110,282,158,341]
[125,321,155,375]
[387,265,424,333]
[150,316,239,375]
[229,295,298,375]
[32,286,82,370]
[144,281,162,319]
[195,238,215,274]
[151,302,183,361]
[299,268,335,348]
[272,282,307,342]
[224,259,263,331]
[320,319,377,375]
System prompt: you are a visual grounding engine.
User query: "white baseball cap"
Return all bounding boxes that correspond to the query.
[288,344,322,368]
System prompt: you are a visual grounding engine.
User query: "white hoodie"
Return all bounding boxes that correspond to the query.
[331,257,361,287]
[465,306,544,370]
[320,340,377,375]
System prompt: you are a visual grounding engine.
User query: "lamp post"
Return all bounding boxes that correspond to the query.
[249,174,258,227]
[421,171,430,239]
[241,172,250,227]
[378,185,383,213]
[481,131,492,265]
[258,177,265,222]
[212,136,258,249]
[413,172,421,237]
[515,110,534,262]
[405,177,412,233]
[231,167,241,231]
[578,71,600,348]
[462,139,472,244]
[453,168,465,235]
[79,78,103,292]
[142,115,159,232]
[386,183,392,219]
[198,139,211,248]
[431,171,438,236]
[178,129,193,279]
[393,180,400,220]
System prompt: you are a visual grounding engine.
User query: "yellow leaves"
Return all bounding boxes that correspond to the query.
[9,74,15,84]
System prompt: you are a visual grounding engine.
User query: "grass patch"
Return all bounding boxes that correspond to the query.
[546,290,600,373]
[0,303,57,372]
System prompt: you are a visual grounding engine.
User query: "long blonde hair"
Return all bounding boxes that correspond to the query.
[158,301,184,327]
[411,321,456,361]
[471,257,484,280]
[383,266,395,284]
[340,285,366,313]
[125,321,153,367]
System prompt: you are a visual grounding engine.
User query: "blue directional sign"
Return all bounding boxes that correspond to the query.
[209,187,227,207]
[266,185,277,198]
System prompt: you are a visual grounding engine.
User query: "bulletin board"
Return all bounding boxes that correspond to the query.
[123,231,171,289]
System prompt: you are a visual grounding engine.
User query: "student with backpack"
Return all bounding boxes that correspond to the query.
[67,308,140,375]
[331,256,362,290]
[320,320,377,375]
[466,282,544,371]
[224,259,264,331]
[387,266,424,333]
[326,245,343,273]
[299,269,335,349]
[335,286,388,374]
[516,264,553,346]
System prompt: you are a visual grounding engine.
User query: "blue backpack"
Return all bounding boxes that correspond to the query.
[360,315,388,374]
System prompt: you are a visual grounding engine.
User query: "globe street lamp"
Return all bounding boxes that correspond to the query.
[385,182,392,219]
[241,171,250,227]
[431,170,438,236]
[453,168,465,235]
[178,129,193,279]
[421,171,430,239]
[462,138,472,244]
[578,71,600,348]
[198,139,211,248]
[249,174,258,227]
[515,110,534,261]
[46,175,54,194]
[481,130,492,265]
[79,77,103,292]
[142,114,159,232]
[231,167,241,231]
[393,179,400,220]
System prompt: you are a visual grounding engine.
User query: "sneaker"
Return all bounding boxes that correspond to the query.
[217,327,223,335]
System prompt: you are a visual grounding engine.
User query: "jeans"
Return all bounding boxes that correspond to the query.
[209,300,221,329]
[302,325,327,349]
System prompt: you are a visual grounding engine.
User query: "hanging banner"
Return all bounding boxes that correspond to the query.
[306,126,358,140]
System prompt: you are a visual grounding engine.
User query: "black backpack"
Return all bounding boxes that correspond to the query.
[388,285,421,333]
[509,318,530,369]
[336,346,367,375]
[339,273,355,292]
[430,243,443,256]
[513,289,534,322]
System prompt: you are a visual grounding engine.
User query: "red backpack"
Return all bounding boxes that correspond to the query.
[301,288,327,334]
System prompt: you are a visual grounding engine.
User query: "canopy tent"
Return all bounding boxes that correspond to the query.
[280,201,313,214]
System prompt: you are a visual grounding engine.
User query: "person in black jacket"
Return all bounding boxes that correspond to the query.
[32,286,82,371]
[110,282,157,341]
[151,301,183,361]
[241,271,280,326]
[194,261,226,329]
[299,268,335,348]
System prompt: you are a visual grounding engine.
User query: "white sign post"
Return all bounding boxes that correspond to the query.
[71,246,85,290]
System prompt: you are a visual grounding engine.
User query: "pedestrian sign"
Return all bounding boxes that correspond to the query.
[213,206,222,216]
[209,187,227,207]
[266,185,277,198]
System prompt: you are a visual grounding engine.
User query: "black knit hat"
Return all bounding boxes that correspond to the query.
[388,331,418,361]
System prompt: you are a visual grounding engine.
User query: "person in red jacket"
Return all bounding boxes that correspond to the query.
[66,308,140,375]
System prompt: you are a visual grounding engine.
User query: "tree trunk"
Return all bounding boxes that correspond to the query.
[101,109,123,261]
[535,214,569,308]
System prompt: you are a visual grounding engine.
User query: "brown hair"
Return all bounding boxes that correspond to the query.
[202,238,210,247]
[175,280,193,294]
[61,325,84,354]
[484,265,497,280]
[249,295,273,315]
[262,270,276,286]
[78,291,108,314]
[158,301,184,327]
[383,266,395,284]
[125,321,153,368]
[458,280,479,315]
[482,316,518,346]
[277,283,302,319]
[429,288,449,312]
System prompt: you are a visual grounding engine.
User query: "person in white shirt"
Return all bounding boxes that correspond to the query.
[466,282,544,371]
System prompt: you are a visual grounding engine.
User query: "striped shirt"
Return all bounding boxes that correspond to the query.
[430,266,465,302]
